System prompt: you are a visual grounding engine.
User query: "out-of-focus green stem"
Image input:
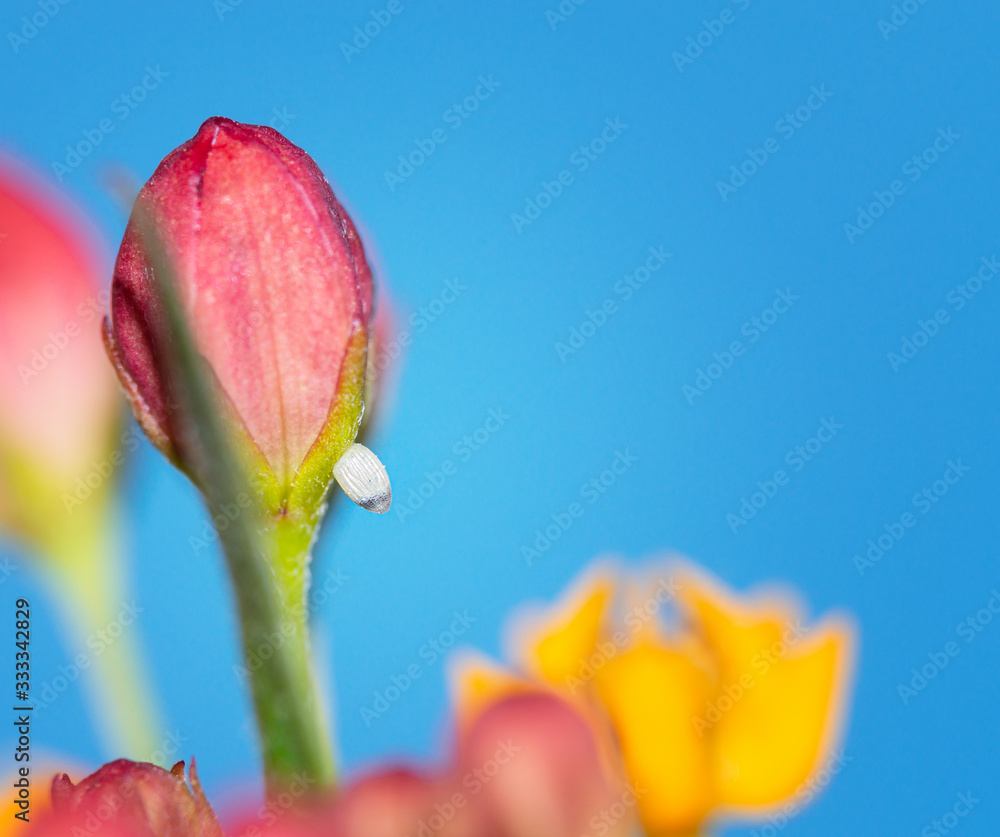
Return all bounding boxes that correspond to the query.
[42,492,161,760]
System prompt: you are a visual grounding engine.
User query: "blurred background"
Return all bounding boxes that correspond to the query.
[2,0,1000,833]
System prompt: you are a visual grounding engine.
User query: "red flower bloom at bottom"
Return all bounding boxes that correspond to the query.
[28,759,223,837]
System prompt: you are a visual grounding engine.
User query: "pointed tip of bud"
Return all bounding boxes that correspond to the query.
[334,443,391,513]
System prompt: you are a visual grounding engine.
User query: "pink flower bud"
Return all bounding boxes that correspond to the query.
[41,759,224,837]
[104,117,381,509]
[0,156,119,530]
[225,768,468,837]
[458,693,634,837]
[323,769,473,837]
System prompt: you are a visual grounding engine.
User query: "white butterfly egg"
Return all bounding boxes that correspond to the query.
[333,443,392,513]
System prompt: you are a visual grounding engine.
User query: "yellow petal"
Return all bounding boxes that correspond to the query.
[518,573,616,689]
[595,643,714,835]
[675,569,787,676]
[713,622,853,807]
[675,567,856,810]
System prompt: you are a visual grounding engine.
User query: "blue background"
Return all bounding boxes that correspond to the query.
[3,0,1000,833]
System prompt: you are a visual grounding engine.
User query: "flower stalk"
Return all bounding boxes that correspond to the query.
[130,209,334,792]
[103,117,389,793]
[222,509,335,791]
[39,490,161,760]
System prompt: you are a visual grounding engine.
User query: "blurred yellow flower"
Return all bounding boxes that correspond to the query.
[452,559,856,836]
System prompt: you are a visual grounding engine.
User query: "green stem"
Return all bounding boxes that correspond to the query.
[228,510,334,792]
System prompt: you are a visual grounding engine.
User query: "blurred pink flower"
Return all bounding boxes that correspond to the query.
[0,156,118,529]
[0,153,162,763]
[228,692,631,837]
[456,691,633,837]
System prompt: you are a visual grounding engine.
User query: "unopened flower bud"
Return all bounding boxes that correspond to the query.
[104,116,388,516]
[44,759,224,837]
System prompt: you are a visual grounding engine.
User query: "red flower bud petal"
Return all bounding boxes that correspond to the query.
[107,117,373,488]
